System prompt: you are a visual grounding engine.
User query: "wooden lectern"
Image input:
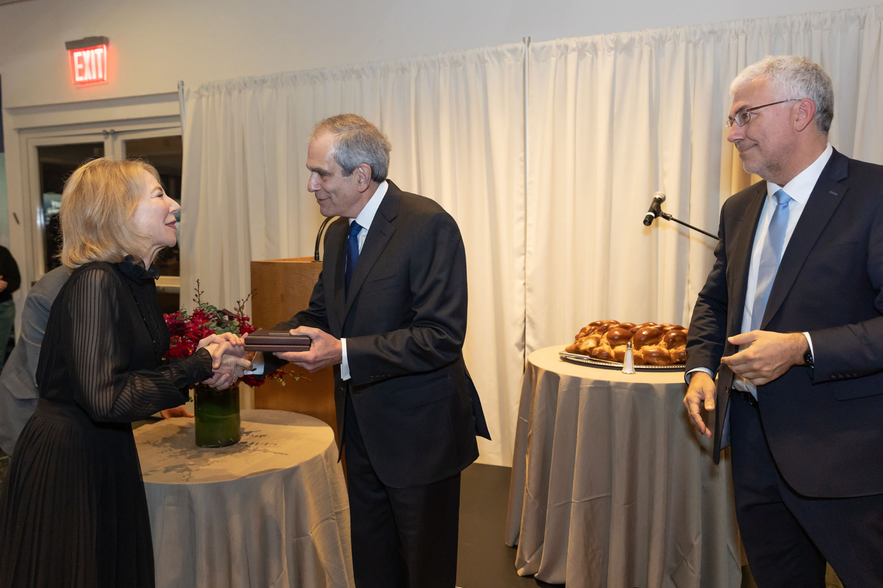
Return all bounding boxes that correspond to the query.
[250,257,337,439]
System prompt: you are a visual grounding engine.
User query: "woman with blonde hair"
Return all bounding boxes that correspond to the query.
[0,158,248,587]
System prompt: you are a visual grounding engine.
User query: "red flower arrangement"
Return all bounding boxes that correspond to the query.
[163,281,293,388]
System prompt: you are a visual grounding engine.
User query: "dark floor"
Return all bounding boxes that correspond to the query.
[458,463,560,588]
[0,447,845,588]
[458,463,844,588]
[740,562,843,588]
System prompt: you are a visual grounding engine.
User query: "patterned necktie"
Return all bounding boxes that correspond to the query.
[345,221,363,296]
[751,189,792,331]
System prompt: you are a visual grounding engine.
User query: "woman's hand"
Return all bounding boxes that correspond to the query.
[201,358,251,389]
[199,334,253,390]
[198,333,246,369]
[160,405,194,419]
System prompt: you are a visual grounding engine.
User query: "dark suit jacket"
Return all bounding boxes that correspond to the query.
[686,149,883,498]
[271,180,490,489]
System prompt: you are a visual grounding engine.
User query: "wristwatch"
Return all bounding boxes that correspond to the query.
[803,348,814,367]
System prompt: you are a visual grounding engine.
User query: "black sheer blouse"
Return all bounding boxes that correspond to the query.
[35,260,212,422]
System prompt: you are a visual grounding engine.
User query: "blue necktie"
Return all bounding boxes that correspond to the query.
[345,221,362,296]
[751,189,792,331]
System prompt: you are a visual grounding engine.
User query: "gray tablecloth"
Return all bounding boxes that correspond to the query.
[506,346,741,588]
[135,409,354,588]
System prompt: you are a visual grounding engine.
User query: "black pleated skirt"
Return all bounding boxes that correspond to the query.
[0,400,155,588]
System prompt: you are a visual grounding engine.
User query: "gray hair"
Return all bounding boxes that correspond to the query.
[313,114,392,182]
[730,55,834,134]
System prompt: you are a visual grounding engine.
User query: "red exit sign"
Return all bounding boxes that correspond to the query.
[65,37,109,87]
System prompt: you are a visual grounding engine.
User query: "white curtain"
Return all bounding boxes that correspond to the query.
[181,45,526,466]
[526,5,883,353]
[182,5,883,467]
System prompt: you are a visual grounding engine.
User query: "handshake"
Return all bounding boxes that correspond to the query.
[196,333,254,390]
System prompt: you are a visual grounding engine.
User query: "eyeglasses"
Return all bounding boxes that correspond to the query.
[725,98,802,128]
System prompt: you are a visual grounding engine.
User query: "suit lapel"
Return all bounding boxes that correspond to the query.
[761,151,849,329]
[341,183,401,321]
[729,183,766,341]
[713,187,765,460]
[324,219,347,335]
[713,183,765,458]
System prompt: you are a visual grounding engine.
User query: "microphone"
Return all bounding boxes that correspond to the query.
[314,216,337,262]
[643,192,666,226]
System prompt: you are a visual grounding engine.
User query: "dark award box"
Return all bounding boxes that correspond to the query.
[244,329,311,353]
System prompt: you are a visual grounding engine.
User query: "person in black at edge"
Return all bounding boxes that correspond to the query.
[0,245,21,371]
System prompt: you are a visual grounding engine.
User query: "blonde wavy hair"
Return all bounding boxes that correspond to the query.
[59,158,161,268]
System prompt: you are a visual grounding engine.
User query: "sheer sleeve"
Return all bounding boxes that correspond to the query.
[64,266,212,423]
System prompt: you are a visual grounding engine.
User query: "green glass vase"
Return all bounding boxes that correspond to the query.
[193,383,241,447]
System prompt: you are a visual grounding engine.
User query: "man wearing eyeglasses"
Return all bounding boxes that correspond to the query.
[684,55,883,587]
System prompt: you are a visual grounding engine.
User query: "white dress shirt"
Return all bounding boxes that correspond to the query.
[688,144,833,390]
[339,181,389,380]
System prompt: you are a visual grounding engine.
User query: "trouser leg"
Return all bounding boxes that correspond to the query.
[343,393,462,588]
[729,392,826,588]
[344,394,407,588]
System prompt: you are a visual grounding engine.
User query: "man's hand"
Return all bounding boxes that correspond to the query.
[720,330,807,386]
[196,333,252,389]
[197,333,246,369]
[0,275,7,292]
[274,326,342,372]
[202,371,234,389]
[684,371,716,438]
[160,405,194,419]
[201,353,253,389]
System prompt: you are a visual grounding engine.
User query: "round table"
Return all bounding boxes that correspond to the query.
[505,346,740,588]
[135,409,354,588]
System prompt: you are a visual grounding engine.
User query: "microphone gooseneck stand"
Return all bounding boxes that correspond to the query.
[655,210,720,241]
[314,216,338,262]
[643,191,719,241]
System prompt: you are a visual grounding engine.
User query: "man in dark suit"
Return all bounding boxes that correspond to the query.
[258,114,489,588]
[684,56,883,587]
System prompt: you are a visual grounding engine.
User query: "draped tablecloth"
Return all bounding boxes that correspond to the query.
[135,409,354,588]
[505,346,741,588]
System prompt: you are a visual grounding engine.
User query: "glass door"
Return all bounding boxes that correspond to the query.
[37,142,106,271]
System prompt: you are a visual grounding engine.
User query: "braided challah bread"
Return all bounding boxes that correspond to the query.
[565,320,687,366]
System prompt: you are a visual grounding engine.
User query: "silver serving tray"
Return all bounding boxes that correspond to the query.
[559,351,686,372]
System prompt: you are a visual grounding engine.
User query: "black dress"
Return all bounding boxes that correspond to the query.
[0,260,213,588]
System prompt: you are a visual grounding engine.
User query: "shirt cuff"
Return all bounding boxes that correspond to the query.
[685,367,715,385]
[243,352,264,375]
[802,332,814,358]
[340,338,351,381]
